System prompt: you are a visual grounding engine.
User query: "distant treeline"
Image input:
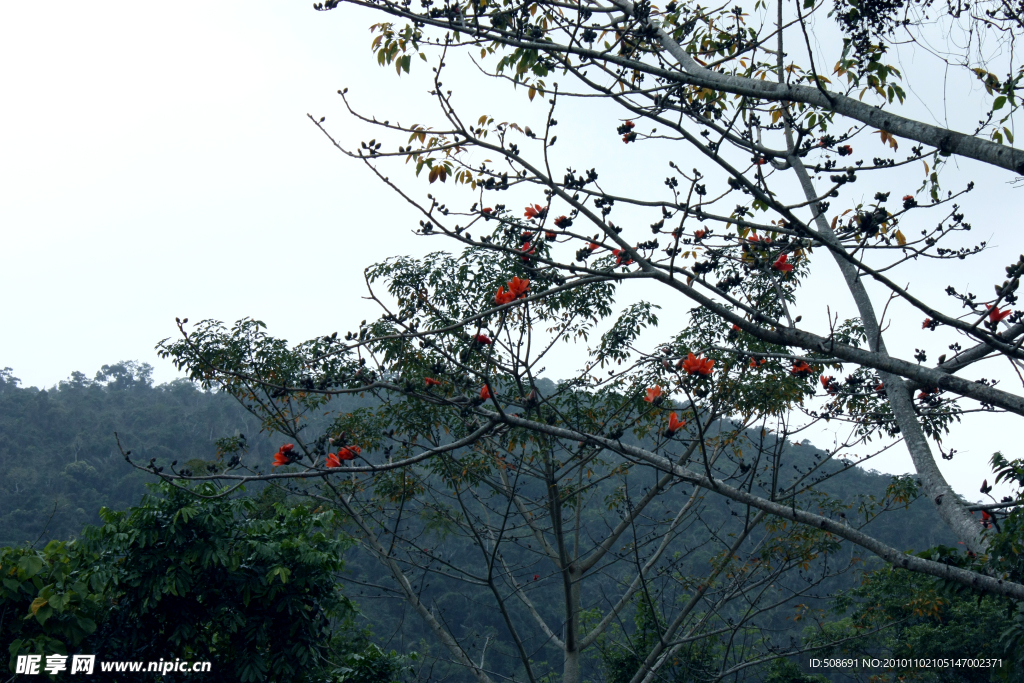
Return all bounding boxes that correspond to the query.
[0,361,954,552]
[0,362,275,545]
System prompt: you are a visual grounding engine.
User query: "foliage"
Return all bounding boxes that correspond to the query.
[762,659,828,683]
[86,482,352,682]
[0,362,376,547]
[330,641,412,683]
[0,362,266,545]
[2,481,357,682]
[1,541,107,667]
[823,565,1024,682]
[598,595,720,683]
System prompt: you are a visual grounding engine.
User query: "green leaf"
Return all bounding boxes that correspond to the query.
[18,554,43,578]
[35,604,54,625]
[49,593,67,612]
[267,566,291,584]
[75,616,98,636]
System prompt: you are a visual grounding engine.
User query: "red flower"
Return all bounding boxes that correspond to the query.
[545,231,557,240]
[521,231,534,241]
[425,377,442,387]
[525,204,547,219]
[791,361,812,377]
[988,306,1012,323]
[521,242,537,262]
[838,144,853,155]
[553,215,571,228]
[732,324,740,331]
[875,383,885,392]
[820,375,833,388]
[772,254,794,272]
[480,385,492,400]
[473,333,493,345]
[922,318,932,329]
[666,412,686,435]
[494,277,530,305]
[682,352,714,376]
[588,241,601,251]
[613,248,633,266]
[337,445,361,460]
[533,574,539,581]
[644,386,663,403]
[756,157,767,165]
[903,195,914,201]
[694,229,707,239]
[749,357,766,369]
[507,276,530,299]
[618,120,636,142]
[273,443,295,468]
[481,207,492,214]
[326,447,360,467]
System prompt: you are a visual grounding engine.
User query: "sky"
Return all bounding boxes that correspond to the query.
[2,1,1022,500]
[2,2,426,386]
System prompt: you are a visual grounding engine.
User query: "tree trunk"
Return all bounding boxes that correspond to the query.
[789,155,989,554]
[563,566,581,683]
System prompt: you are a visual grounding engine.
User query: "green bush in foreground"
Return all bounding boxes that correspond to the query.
[2,482,406,682]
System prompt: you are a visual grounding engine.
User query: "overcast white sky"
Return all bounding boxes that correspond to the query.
[1,2,423,387]
[2,2,1021,500]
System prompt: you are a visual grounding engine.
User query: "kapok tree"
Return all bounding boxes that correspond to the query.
[153,0,1024,680]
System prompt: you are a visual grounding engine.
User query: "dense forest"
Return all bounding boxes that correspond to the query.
[5,362,1017,682]
[0,362,271,546]
[0,362,955,552]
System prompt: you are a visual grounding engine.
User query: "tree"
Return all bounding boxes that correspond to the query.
[93,362,154,392]
[155,0,1024,680]
[0,368,20,394]
[0,362,278,545]
[2,482,362,682]
[819,565,1024,682]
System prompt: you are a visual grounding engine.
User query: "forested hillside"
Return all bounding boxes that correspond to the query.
[0,363,272,545]
[0,362,954,553]
[2,361,982,682]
